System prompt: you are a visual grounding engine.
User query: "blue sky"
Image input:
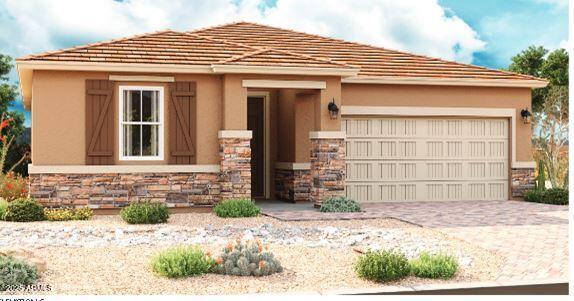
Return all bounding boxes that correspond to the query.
[0,0,568,126]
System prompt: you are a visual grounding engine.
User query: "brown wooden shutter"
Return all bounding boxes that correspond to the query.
[169,82,196,164]
[85,79,114,165]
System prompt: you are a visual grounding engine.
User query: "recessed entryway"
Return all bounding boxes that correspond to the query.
[248,96,265,199]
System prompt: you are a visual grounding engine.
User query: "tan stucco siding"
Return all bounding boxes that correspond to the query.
[341,84,533,162]
[31,70,222,165]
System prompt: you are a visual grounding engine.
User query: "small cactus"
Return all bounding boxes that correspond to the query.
[214,239,283,277]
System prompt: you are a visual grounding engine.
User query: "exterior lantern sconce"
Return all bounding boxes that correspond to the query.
[328,98,339,119]
[520,108,532,124]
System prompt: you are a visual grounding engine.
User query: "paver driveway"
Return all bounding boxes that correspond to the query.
[363,200,569,281]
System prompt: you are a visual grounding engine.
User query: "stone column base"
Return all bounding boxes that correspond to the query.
[218,130,252,200]
[275,167,311,202]
[511,168,535,198]
[309,131,346,207]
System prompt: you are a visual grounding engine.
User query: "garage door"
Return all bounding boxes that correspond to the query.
[343,117,509,202]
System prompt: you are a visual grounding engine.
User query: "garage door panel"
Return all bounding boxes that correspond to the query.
[344,117,509,202]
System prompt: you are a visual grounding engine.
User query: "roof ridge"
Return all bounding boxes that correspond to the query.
[264,47,355,68]
[17,29,175,61]
[200,21,540,82]
[216,48,270,64]
[214,46,355,68]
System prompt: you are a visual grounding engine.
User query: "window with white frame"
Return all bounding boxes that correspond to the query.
[119,86,164,160]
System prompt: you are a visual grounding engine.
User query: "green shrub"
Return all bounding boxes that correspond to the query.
[0,200,7,220]
[409,252,459,279]
[320,196,361,213]
[543,187,568,205]
[4,198,45,222]
[524,188,568,205]
[151,245,214,278]
[120,201,169,224]
[44,207,93,221]
[214,239,283,277]
[355,250,410,282]
[213,198,260,218]
[524,189,544,203]
[0,256,39,291]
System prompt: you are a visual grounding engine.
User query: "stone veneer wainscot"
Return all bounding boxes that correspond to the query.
[29,172,220,208]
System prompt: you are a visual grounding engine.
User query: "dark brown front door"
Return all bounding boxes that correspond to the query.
[248,97,265,198]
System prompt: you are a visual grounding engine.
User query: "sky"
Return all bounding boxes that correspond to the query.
[0,0,568,126]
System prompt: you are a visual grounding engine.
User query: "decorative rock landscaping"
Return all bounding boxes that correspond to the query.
[0,214,500,294]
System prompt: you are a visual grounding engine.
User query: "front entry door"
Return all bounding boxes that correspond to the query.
[248,97,265,198]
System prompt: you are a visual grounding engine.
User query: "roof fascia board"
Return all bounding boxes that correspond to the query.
[211,64,359,77]
[242,79,326,89]
[342,76,548,88]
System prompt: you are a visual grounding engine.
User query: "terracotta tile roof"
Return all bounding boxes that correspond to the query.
[192,22,541,81]
[216,47,354,69]
[18,21,543,83]
[18,30,255,65]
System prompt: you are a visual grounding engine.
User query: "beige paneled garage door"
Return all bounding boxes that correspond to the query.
[343,117,509,202]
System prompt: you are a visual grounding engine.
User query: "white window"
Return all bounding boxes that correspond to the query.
[119,86,164,160]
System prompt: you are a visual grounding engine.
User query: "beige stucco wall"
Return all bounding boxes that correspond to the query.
[31,70,222,165]
[30,71,533,167]
[341,84,533,162]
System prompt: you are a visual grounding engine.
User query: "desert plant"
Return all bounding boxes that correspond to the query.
[120,201,169,224]
[214,239,283,277]
[0,256,39,291]
[542,187,568,205]
[4,198,44,222]
[0,199,7,220]
[536,159,547,191]
[44,207,93,221]
[213,198,260,218]
[524,189,545,203]
[355,250,410,282]
[409,252,459,279]
[320,196,361,213]
[0,172,27,202]
[151,245,214,278]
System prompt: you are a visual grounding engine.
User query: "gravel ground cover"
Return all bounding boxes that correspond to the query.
[0,213,501,294]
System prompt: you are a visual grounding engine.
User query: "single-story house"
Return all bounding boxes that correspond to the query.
[16,22,547,209]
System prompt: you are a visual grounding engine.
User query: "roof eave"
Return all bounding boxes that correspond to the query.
[211,64,359,77]
[342,76,549,88]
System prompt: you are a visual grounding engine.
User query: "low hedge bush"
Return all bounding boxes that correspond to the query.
[524,187,568,205]
[0,200,7,220]
[213,198,260,218]
[44,207,93,221]
[0,256,39,291]
[320,196,361,213]
[355,250,410,282]
[542,187,568,205]
[524,189,544,203]
[120,201,169,224]
[151,245,214,278]
[409,252,459,279]
[4,198,45,222]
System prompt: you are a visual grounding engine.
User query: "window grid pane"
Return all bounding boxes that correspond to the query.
[121,88,161,158]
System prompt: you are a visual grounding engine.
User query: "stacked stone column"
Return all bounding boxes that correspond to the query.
[511,167,536,198]
[218,130,252,200]
[309,131,346,207]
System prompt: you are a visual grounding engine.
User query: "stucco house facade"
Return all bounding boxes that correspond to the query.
[16,22,547,209]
